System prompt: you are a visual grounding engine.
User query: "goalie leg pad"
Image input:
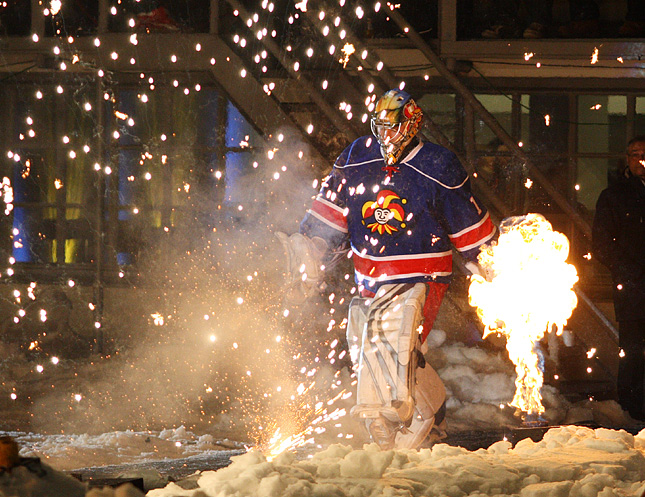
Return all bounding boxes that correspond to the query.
[351,283,427,424]
[346,297,369,370]
[394,363,447,450]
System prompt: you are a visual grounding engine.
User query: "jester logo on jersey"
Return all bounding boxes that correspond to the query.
[361,189,407,235]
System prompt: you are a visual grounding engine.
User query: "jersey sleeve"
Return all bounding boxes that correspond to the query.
[435,155,496,261]
[300,164,350,251]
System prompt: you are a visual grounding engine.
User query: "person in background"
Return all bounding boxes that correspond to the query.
[559,0,645,37]
[592,135,645,422]
[619,0,645,37]
[278,89,496,449]
[478,0,553,39]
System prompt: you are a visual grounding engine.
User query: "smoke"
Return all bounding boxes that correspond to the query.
[27,126,353,441]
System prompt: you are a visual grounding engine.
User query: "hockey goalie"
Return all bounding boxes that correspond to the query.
[278,89,496,450]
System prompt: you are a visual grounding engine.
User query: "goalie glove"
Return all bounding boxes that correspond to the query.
[275,232,328,305]
[465,261,493,281]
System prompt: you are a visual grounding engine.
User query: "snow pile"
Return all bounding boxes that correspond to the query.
[13,426,242,471]
[418,338,574,432]
[146,426,645,497]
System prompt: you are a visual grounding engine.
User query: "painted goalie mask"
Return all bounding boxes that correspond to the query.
[370,89,423,165]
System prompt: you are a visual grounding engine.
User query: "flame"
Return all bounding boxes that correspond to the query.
[468,214,578,415]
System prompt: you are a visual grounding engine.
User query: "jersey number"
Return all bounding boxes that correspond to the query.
[469,196,482,215]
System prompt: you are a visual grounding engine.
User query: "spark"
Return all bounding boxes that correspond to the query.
[339,43,355,68]
[50,1,62,15]
[151,313,164,326]
[591,47,599,64]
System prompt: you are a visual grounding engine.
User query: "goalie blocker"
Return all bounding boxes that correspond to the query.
[347,283,446,450]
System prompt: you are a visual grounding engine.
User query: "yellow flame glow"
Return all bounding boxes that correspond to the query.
[468,214,578,415]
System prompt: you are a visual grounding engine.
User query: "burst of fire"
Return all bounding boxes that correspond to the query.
[468,214,578,416]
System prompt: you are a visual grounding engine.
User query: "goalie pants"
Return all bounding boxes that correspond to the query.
[360,282,448,343]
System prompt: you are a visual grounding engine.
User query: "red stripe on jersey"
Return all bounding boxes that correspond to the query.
[352,251,452,281]
[449,214,495,252]
[310,197,348,232]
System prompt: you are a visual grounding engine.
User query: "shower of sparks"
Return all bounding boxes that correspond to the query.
[0,0,404,448]
[468,214,578,416]
[259,387,351,460]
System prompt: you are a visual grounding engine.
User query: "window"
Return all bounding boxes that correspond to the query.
[108,0,211,33]
[2,79,260,274]
[576,95,627,211]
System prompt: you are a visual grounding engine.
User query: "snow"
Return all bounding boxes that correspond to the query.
[3,339,645,497]
[9,427,243,471]
[143,426,645,497]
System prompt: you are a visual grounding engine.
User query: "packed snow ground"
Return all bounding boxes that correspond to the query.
[3,338,645,496]
[148,426,645,497]
[4,425,645,497]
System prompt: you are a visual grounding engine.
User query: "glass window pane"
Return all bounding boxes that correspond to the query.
[577,95,626,211]
[635,97,645,136]
[578,95,626,153]
[417,93,456,143]
[224,151,250,206]
[226,102,255,148]
[0,3,31,36]
[523,94,569,153]
[46,2,98,36]
[577,158,614,211]
[109,0,210,33]
[473,94,512,151]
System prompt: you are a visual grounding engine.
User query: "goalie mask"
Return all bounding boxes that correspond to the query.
[371,89,423,165]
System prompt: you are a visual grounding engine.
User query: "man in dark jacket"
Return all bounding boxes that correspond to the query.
[592,135,645,421]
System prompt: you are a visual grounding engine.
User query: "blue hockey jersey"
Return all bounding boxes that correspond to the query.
[301,136,496,290]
